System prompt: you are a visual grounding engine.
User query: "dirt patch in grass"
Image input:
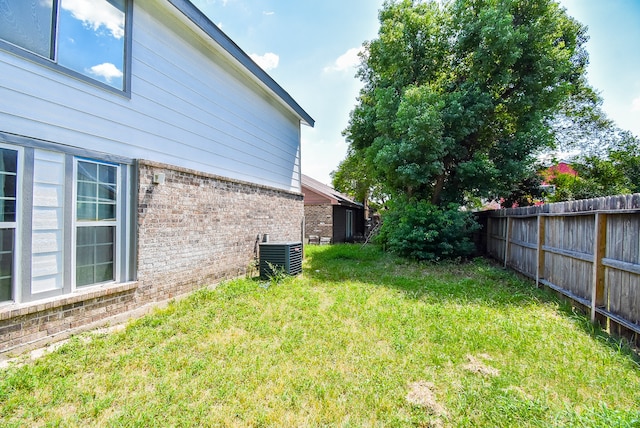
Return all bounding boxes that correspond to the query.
[464,354,500,377]
[406,380,447,417]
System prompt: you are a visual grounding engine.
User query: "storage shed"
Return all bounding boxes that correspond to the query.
[301,174,365,244]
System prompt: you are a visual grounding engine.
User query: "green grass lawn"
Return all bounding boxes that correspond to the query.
[1,244,640,427]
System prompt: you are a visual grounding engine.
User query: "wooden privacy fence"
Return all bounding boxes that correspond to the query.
[475,194,640,338]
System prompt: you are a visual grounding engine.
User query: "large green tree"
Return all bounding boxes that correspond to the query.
[343,0,590,206]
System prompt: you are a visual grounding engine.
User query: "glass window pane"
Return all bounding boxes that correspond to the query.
[97,203,116,220]
[0,149,17,174]
[1,175,16,198]
[77,160,117,222]
[0,0,54,58]
[98,184,116,202]
[0,229,13,301]
[77,202,96,221]
[77,162,97,182]
[76,226,114,287]
[77,181,96,201]
[95,243,113,264]
[0,253,11,278]
[76,226,93,245]
[0,149,18,223]
[0,278,11,302]
[99,165,116,184]
[95,226,114,244]
[95,263,113,283]
[76,245,94,266]
[76,265,95,287]
[0,228,13,251]
[57,0,126,90]
[0,200,15,223]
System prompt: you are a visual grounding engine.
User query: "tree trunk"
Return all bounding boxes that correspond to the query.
[431,174,445,205]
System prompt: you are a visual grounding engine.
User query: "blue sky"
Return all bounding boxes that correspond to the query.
[191,0,640,185]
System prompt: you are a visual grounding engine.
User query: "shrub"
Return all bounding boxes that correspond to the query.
[376,198,479,261]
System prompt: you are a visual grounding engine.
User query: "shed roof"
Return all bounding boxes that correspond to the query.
[169,0,315,127]
[301,174,363,208]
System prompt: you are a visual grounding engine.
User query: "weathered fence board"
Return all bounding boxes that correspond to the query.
[476,194,640,341]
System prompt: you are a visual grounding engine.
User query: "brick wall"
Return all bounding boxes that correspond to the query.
[304,204,333,241]
[136,160,304,301]
[0,283,138,353]
[0,160,303,354]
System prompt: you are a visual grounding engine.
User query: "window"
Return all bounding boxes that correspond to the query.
[346,209,353,241]
[0,0,129,91]
[0,147,18,302]
[0,136,134,303]
[76,160,118,287]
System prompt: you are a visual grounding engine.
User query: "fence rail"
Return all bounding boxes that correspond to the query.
[476,194,640,340]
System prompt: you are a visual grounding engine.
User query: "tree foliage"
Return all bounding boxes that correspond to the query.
[549,80,617,157]
[376,198,479,260]
[343,0,589,206]
[330,147,387,209]
[548,131,640,202]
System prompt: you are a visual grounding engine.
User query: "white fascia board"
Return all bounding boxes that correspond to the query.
[167,0,315,127]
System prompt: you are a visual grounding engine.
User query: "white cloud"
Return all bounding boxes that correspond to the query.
[61,0,125,39]
[88,62,123,82]
[263,11,275,16]
[324,47,364,73]
[632,96,640,112]
[249,52,279,71]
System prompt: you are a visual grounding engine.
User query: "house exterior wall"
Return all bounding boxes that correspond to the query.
[0,0,302,193]
[304,205,333,241]
[332,206,366,243]
[136,161,304,301]
[332,206,348,243]
[0,0,309,354]
[0,161,303,353]
[304,204,366,244]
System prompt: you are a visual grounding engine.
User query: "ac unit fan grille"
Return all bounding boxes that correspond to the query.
[259,242,302,279]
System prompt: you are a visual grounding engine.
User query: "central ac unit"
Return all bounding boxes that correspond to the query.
[259,241,303,279]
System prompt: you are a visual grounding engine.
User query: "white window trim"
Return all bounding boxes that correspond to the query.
[0,143,23,304]
[71,158,122,291]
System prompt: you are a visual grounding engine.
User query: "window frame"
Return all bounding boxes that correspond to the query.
[73,158,122,289]
[345,209,354,241]
[0,0,133,97]
[0,143,23,305]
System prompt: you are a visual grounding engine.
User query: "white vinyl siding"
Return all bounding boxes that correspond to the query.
[31,150,65,294]
[0,0,303,192]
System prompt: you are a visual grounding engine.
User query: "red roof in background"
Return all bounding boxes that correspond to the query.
[541,162,577,184]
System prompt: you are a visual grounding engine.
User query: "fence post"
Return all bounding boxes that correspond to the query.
[504,216,512,268]
[536,215,545,287]
[591,212,607,323]
[486,216,491,255]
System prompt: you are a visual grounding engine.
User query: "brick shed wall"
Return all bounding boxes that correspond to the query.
[304,204,333,241]
[0,160,303,355]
